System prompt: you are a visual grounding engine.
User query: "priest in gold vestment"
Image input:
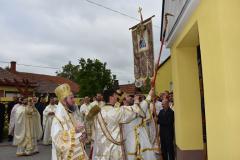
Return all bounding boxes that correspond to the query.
[14,97,42,156]
[51,83,88,160]
[87,89,145,160]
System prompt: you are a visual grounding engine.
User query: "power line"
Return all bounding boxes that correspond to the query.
[0,1,161,71]
[17,63,60,70]
[85,0,139,21]
[84,0,161,28]
[0,61,9,64]
[0,61,60,70]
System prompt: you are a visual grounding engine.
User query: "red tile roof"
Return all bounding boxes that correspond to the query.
[15,72,80,94]
[0,67,36,87]
[0,67,22,82]
[0,67,79,94]
[119,84,139,95]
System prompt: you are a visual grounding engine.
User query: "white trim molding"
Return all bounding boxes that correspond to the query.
[164,0,201,48]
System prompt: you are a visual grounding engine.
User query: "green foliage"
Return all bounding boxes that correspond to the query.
[56,61,79,81]
[57,58,117,97]
[140,77,151,94]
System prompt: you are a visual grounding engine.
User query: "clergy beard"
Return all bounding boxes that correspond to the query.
[66,101,76,112]
[128,101,134,106]
[68,105,76,112]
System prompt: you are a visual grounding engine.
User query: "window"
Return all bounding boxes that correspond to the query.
[5,91,20,97]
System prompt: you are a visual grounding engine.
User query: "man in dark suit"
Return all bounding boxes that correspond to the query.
[0,102,6,143]
[158,96,175,160]
[35,96,46,128]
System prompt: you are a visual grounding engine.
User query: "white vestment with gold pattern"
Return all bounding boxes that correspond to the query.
[92,104,142,160]
[51,102,88,160]
[14,105,42,155]
[123,96,157,160]
[89,101,105,142]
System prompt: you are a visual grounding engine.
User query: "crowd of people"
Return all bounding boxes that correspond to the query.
[0,83,175,160]
[0,96,58,155]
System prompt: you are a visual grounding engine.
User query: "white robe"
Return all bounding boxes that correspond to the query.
[8,103,20,139]
[43,104,57,145]
[148,101,162,141]
[89,101,105,143]
[51,102,88,160]
[148,101,163,151]
[80,103,89,115]
[123,96,157,160]
[92,104,144,160]
[80,103,93,143]
[14,105,42,155]
[90,101,105,109]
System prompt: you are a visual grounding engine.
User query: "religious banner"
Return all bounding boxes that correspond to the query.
[130,14,154,87]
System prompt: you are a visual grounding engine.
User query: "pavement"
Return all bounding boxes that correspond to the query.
[0,141,90,160]
[0,141,51,160]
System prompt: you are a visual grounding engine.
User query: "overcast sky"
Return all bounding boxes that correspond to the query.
[0,0,169,84]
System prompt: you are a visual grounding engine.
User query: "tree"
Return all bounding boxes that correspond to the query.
[57,58,117,97]
[140,77,151,94]
[56,61,79,82]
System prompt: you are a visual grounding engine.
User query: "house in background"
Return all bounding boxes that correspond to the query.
[119,83,140,95]
[0,67,37,99]
[0,61,79,101]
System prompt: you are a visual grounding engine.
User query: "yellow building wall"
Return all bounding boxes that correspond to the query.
[0,86,19,92]
[0,86,34,101]
[0,97,14,102]
[155,57,172,95]
[172,47,203,150]
[170,0,240,159]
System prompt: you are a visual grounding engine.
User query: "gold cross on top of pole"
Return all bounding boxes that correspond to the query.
[138,7,143,22]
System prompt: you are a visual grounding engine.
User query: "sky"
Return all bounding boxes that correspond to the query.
[0,0,169,84]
